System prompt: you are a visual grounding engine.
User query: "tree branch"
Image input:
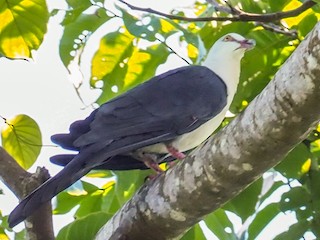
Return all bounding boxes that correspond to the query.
[96,22,320,239]
[0,147,54,240]
[118,0,316,23]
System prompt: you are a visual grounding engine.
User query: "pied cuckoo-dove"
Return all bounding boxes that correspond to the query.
[8,33,255,227]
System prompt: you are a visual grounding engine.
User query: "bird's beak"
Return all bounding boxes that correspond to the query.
[237,38,256,51]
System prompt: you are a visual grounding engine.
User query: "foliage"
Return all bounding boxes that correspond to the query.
[1,114,42,170]
[0,0,49,59]
[1,0,320,239]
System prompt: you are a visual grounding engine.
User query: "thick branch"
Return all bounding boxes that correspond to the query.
[119,0,316,23]
[96,22,320,240]
[0,147,31,197]
[0,147,54,240]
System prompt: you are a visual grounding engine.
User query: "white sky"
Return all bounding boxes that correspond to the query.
[0,0,310,239]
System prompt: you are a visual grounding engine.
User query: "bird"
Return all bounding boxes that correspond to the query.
[8,33,255,227]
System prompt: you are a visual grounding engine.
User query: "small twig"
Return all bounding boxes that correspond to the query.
[257,22,298,37]
[156,37,191,65]
[118,0,316,23]
[223,0,243,15]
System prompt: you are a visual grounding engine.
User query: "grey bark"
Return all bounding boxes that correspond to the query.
[96,22,320,240]
[0,147,54,240]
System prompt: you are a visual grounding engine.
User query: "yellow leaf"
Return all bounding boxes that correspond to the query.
[313,139,320,148]
[0,0,49,58]
[159,19,176,34]
[242,100,249,107]
[282,0,313,27]
[101,180,116,190]
[1,114,42,170]
[124,49,151,88]
[187,43,198,60]
[301,158,311,174]
[0,233,9,240]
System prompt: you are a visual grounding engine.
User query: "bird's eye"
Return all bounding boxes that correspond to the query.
[223,35,233,42]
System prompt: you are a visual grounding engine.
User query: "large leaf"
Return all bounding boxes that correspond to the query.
[75,191,104,218]
[56,212,112,240]
[91,30,135,102]
[181,223,206,240]
[101,187,121,215]
[113,170,147,205]
[281,0,314,28]
[275,143,312,179]
[273,220,310,240]
[204,209,237,240]
[1,114,42,169]
[59,8,110,68]
[224,178,263,221]
[280,187,311,212]
[120,9,204,63]
[53,191,86,215]
[247,203,280,239]
[121,9,161,42]
[0,0,49,59]
[54,180,113,216]
[91,31,170,104]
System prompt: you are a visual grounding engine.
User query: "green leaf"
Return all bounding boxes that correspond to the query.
[309,170,320,203]
[56,212,112,240]
[66,0,92,10]
[1,114,42,169]
[204,209,237,240]
[121,9,161,41]
[224,178,262,221]
[101,187,121,214]
[297,13,319,38]
[181,223,206,240]
[247,203,280,240]
[91,32,170,104]
[0,228,9,240]
[14,230,26,240]
[280,187,311,212]
[91,30,135,101]
[0,0,49,59]
[232,30,293,112]
[274,220,310,240]
[54,180,114,216]
[310,219,320,237]
[75,190,104,218]
[275,143,311,179]
[113,170,147,205]
[53,191,86,215]
[86,170,113,178]
[81,180,100,193]
[59,9,110,68]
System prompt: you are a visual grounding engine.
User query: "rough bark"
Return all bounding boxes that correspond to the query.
[0,147,54,240]
[96,22,320,240]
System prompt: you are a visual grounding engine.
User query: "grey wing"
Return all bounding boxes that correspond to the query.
[74,65,227,158]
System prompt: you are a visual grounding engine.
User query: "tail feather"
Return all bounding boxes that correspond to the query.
[8,153,94,228]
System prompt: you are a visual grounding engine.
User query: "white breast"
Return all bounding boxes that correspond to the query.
[142,106,228,154]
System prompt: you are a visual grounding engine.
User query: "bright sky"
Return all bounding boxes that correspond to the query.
[0,0,305,238]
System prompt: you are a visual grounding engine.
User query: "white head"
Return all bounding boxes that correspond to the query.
[207,33,255,62]
[202,33,255,105]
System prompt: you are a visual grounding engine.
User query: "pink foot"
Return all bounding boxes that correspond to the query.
[166,145,186,159]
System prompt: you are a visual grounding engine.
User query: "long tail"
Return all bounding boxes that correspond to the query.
[8,152,98,227]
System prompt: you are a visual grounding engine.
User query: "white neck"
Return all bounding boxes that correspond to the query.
[202,48,244,107]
